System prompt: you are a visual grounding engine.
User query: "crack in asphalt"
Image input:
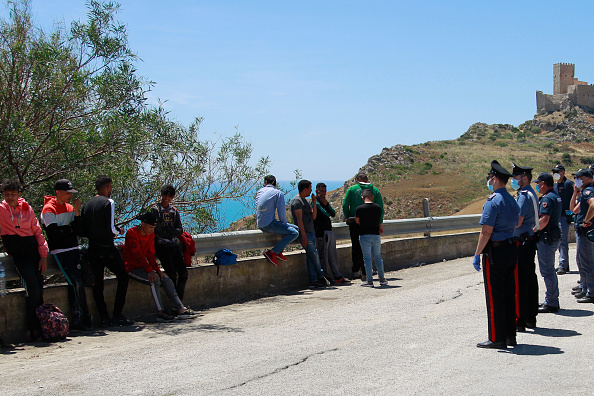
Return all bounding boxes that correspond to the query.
[435,289,463,304]
[222,348,339,391]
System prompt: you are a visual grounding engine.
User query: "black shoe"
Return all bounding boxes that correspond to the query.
[577,296,594,303]
[572,285,583,292]
[574,291,587,299]
[308,281,325,289]
[111,315,134,326]
[516,326,526,332]
[477,340,507,349]
[571,288,584,295]
[556,267,567,275]
[538,304,560,313]
[506,338,517,347]
[525,321,536,329]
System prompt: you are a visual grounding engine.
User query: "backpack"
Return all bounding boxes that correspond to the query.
[212,249,237,275]
[35,304,69,342]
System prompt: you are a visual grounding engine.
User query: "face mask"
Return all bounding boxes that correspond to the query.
[510,178,520,190]
[575,179,583,188]
[535,184,540,194]
[487,179,494,192]
[553,173,561,181]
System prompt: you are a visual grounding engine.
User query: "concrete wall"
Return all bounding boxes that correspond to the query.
[0,232,479,342]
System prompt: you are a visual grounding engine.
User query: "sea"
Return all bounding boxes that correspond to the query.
[215,180,345,230]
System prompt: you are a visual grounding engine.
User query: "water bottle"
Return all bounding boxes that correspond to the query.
[0,262,6,296]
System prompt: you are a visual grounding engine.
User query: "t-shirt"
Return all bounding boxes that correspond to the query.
[290,195,315,234]
[314,201,335,237]
[480,188,520,241]
[539,190,562,231]
[355,202,382,235]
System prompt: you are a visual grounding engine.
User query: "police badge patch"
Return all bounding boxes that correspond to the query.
[543,201,548,208]
[587,190,592,196]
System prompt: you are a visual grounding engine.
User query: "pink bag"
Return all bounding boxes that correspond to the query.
[35,303,69,341]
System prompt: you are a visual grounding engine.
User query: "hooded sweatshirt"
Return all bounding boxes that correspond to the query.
[342,182,384,222]
[0,197,49,257]
[41,195,81,254]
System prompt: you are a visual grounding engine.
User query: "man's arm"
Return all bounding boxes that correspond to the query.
[276,192,287,223]
[536,214,550,231]
[293,208,307,248]
[311,195,317,220]
[374,188,384,223]
[582,198,594,227]
[570,186,580,212]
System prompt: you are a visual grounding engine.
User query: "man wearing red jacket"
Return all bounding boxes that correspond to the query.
[0,178,48,341]
[124,212,198,322]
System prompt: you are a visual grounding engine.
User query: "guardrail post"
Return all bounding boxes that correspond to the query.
[423,198,431,237]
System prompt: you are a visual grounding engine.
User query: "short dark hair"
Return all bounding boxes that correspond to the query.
[362,189,373,199]
[298,179,311,192]
[356,172,368,182]
[543,179,554,188]
[95,175,112,191]
[264,175,276,186]
[316,182,326,191]
[160,184,176,196]
[1,178,22,193]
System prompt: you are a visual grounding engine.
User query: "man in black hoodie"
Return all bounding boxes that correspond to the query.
[81,175,132,327]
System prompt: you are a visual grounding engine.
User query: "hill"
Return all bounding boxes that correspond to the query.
[227,106,594,231]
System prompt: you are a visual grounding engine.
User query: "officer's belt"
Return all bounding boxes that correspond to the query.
[490,238,514,248]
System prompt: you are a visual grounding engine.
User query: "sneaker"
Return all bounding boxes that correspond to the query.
[334,277,351,285]
[361,281,374,287]
[317,278,328,287]
[556,267,567,275]
[264,250,279,266]
[379,278,388,286]
[157,312,175,323]
[111,315,134,326]
[373,270,378,276]
[309,281,325,289]
[277,251,288,261]
[177,308,201,319]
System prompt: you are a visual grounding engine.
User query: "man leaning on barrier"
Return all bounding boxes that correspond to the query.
[473,161,519,349]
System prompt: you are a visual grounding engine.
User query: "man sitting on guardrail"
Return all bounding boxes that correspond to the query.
[0,178,48,341]
[124,212,199,322]
[256,175,299,266]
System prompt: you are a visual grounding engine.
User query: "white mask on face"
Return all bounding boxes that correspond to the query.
[553,173,561,181]
[575,179,583,188]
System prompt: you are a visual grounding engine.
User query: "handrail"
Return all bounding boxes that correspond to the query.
[0,214,481,280]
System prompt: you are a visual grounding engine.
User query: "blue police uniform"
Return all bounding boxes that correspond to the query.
[514,185,539,328]
[537,189,562,308]
[479,186,520,344]
[554,177,574,271]
[575,183,594,298]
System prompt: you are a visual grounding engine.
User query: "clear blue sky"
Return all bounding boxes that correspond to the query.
[6,0,594,181]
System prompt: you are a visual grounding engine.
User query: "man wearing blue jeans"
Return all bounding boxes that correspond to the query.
[290,180,326,289]
[356,189,387,287]
[256,175,299,266]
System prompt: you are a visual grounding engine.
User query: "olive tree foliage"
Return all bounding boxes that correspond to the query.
[0,0,269,233]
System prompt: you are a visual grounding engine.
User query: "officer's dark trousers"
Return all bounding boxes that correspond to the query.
[348,223,365,275]
[483,242,518,342]
[89,244,129,320]
[516,239,538,327]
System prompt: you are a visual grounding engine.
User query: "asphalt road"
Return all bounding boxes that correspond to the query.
[1,244,593,395]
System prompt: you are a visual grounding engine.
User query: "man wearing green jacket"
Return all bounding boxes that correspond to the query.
[342,173,384,280]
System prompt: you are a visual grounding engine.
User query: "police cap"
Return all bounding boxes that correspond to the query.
[572,168,593,179]
[552,164,565,173]
[488,160,513,178]
[511,163,533,176]
[533,172,554,184]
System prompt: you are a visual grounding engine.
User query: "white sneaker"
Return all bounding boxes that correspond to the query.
[379,278,388,286]
[361,281,374,287]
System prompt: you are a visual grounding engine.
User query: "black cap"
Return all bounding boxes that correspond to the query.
[572,169,593,178]
[511,163,533,176]
[534,172,554,184]
[488,160,513,178]
[54,179,77,193]
[136,212,158,226]
[552,164,565,173]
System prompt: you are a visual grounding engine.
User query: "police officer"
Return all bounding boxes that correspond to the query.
[569,169,594,303]
[473,160,520,349]
[511,163,539,331]
[533,173,562,312]
[552,164,574,275]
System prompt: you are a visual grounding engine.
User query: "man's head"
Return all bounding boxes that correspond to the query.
[572,169,593,190]
[355,173,368,183]
[552,164,565,181]
[315,182,327,200]
[160,184,176,207]
[487,160,512,187]
[264,175,276,187]
[54,179,78,205]
[136,211,158,235]
[511,163,533,189]
[1,178,22,207]
[298,180,312,196]
[361,188,373,202]
[95,175,113,197]
[534,172,554,193]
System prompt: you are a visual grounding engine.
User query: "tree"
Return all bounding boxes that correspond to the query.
[0,0,269,233]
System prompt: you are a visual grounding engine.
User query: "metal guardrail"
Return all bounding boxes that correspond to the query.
[0,214,481,280]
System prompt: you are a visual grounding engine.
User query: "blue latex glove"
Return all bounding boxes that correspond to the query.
[473,254,481,271]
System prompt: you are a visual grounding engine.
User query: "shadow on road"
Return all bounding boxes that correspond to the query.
[556,308,594,318]
[530,327,581,338]
[505,344,564,356]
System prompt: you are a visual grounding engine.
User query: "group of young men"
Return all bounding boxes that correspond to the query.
[0,176,197,342]
[255,173,387,288]
[474,161,592,349]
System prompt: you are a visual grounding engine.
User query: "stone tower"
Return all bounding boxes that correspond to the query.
[554,63,575,95]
